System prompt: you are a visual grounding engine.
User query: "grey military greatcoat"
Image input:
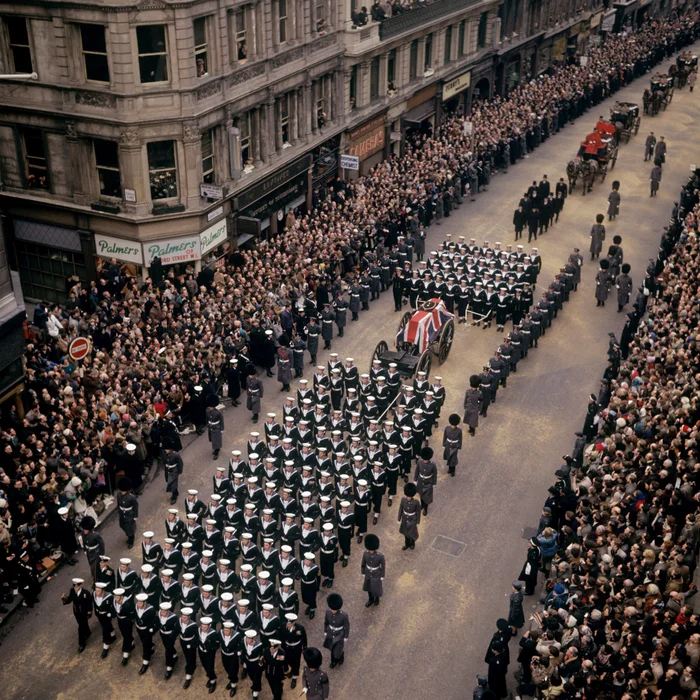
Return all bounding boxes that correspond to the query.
[206,407,224,451]
[414,458,437,504]
[397,496,421,540]
[361,550,385,597]
[463,388,482,429]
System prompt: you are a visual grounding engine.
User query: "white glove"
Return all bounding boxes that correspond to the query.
[302,689,308,695]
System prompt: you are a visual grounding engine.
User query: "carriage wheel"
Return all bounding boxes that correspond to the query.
[610,150,618,171]
[600,164,607,184]
[371,340,388,371]
[633,117,640,135]
[437,319,455,364]
[398,310,413,332]
[416,350,432,377]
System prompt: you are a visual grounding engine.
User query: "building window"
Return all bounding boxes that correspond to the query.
[80,24,110,83]
[147,140,178,200]
[94,139,121,197]
[316,82,326,128]
[239,112,252,165]
[458,20,466,57]
[279,0,288,44]
[477,12,488,49]
[5,16,33,73]
[370,56,380,100]
[280,94,291,143]
[16,241,86,304]
[409,40,418,80]
[444,26,453,64]
[201,130,215,183]
[424,33,433,71]
[387,49,396,92]
[22,128,49,189]
[194,17,209,77]
[316,0,327,33]
[233,8,248,62]
[137,25,168,83]
[349,65,357,110]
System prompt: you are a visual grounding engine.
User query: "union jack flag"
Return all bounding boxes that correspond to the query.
[395,299,454,354]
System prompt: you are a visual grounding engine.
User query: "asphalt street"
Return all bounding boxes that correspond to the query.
[1,44,699,700]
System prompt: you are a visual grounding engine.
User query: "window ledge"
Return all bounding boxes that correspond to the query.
[152,202,186,215]
[91,200,122,214]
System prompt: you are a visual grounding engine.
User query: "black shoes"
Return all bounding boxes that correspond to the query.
[183,678,192,689]
[101,648,109,659]
[78,645,85,653]
[139,664,149,675]
[365,599,374,607]
[291,679,297,688]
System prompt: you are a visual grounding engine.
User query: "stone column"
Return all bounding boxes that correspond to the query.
[435,28,446,69]
[182,121,202,210]
[303,76,313,141]
[311,80,318,135]
[271,0,280,50]
[379,53,388,97]
[118,127,145,210]
[359,60,370,107]
[65,121,89,206]
[333,68,345,122]
[274,97,283,152]
[265,90,276,156]
[297,86,308,144]
[254,107,265,165]
[290,90,299,145]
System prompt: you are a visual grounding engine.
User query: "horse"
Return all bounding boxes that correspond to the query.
[580,160,598,196]
[566,160,580,194]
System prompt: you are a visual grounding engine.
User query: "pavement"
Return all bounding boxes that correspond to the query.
[2,44,700,700]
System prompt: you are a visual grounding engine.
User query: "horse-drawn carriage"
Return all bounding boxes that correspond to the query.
[644,74,674,115]
[610,102,641,144]
[570,135,617,194]
[370,298,455,378]
[675,52,697,87]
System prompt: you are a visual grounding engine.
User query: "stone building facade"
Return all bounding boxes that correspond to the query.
[0,0,639,302]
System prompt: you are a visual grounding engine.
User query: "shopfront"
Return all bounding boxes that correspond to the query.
[94,233,144,276]
[346,113,387,177]
[199,217,230,263]
[142,234,202,269]
[442,70,471,116]
[402,85,437,143]
[10,218,92,303]
[235,154,312,242]
[312,134,341,189]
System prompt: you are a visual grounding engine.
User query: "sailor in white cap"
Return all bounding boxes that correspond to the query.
[319,522,338,588]
[179,607,198,687]
[264,636,287,699]
[213,464,231,498]
[141,531,163,570]
[200,550,218,588]
[180,572,199,609]
[259,602,281,646]
[197,616,220,692]
[185,488,206,521]
[117,557,137,595]
[300,552,320,619]
[242,629,265,698]
[226,355,243,407]
[165,507,185,544]
[61,576,93,653]
[158,601,179,678]
[278,542,300,581]
[353,479,371,543]
[56,506,80,565]
[280,611,306,688]
[96,555,115,591]
[91,582,116,657]
[219,619,243,696]
[112,587,135,665]
[238,564,258,604]
[134,591,157,674]
[337,500,354,566]
[291,331,307,377]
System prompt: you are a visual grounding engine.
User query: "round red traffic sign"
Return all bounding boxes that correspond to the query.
[68,337,91,361]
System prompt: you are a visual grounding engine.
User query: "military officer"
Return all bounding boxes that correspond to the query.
[323,593,350,668]
[442,414,463,477]
[62,577,93,653]
[206,403,225,459]
[116,477,139,548]
[163,447,184,505]
[81,515,104,582]
[302,647,330,700]
[282,612,307,688]
[246,367,264,423]
[264,638,287,700]
[361,533,385,606]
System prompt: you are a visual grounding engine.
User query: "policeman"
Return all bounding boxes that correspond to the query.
[323,593,350,668]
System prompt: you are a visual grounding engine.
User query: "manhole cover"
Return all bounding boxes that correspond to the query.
[431,535,466,557]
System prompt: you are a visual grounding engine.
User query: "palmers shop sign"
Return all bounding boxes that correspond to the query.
[143,235,201,266]
[94,234,144,264]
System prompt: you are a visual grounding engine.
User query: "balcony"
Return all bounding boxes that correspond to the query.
[378,0,481,41]
[344,22,382,56]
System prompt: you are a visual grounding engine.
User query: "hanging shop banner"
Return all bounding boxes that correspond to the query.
[200,218,228,256]
[236,154,312,212]
[143,235,201,266]
[442,71,471,101]
[94,233,144,265]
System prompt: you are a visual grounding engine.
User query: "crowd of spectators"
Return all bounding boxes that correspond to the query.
[0,8,698,610]
[352,0,436,26]
[481,171,700,699]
